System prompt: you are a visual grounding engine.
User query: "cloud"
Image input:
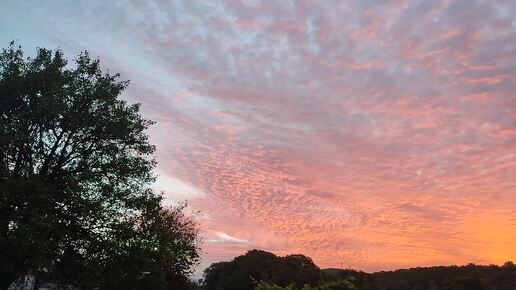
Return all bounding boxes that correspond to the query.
[2,0,515,274]
[207,232,251,245]
[153,169,206,204]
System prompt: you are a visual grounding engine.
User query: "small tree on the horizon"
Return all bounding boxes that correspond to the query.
[0,42,200,290]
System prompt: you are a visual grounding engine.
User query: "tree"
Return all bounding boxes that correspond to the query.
[254,279,357,290]
[255,281,294,290]
[202,250,321,290]
[275,255,321,289]
[301,279,357,290]
[0,42,200,289]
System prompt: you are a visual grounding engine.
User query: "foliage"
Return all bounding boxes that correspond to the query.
[202,250,321,290]
[372,262,516,290]
[255,281,294,290]
[254,278,357,290]
[202,249,516,290]
[0,42,200,289]
[301,278,357,290]
[321,269,376,290]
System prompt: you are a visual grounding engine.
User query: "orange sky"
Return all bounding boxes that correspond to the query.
[2,0,515,275]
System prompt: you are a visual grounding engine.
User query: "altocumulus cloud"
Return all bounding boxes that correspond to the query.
[1,0,515,273]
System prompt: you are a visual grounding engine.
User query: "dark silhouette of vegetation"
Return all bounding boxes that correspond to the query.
[372,261,516,290]
[202,250,321,290]
[255,281,294,290]
[321,269,376,290]
[302,279,357,290]
[0,42,200,289]
[201,250,370,290]
[202,250,516,290]
[255,278,358,290]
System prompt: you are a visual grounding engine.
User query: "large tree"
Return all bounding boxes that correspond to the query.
[0,42,200,289]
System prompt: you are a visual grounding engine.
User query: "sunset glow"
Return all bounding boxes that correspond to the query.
[2,0,515,274]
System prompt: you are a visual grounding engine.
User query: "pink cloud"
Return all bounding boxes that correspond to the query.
[4,0,515,275]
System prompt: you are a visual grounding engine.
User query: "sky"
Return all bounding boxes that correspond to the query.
[1,0,515,275]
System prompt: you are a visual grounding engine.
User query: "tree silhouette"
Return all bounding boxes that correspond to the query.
[0,42,200,289]
[202,250,321,290]
[202,249,516,290]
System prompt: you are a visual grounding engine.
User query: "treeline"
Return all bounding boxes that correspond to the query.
[200,250,516,290]
[200,249,375,290]
[372,262,516,290]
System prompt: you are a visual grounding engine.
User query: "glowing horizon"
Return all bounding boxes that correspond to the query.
[1,0,515,274]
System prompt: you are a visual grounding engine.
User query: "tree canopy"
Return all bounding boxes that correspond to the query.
[0,42,200,290]
[202,250,322,290]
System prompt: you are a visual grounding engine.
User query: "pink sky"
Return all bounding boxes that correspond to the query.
[1,0,515,274]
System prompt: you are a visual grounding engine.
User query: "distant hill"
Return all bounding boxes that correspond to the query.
[201,249,516,290]
[323,261,516,290]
